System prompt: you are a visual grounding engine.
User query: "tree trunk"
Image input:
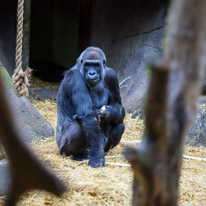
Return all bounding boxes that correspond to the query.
[0,146,4,160]
[124,0,206,205]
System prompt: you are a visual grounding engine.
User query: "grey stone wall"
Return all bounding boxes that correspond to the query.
[90,0,169,112]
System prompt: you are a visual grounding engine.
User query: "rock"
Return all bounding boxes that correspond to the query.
[29,86,58,100]
[131,97,146,119]
[90,0,169,114]
[7,90,54,142]
[0,159,10,196]
[0,63,54,196]
[0,62,54,141]
[0,62,13,90]
[0,62,54,140]
[186,96,206,147]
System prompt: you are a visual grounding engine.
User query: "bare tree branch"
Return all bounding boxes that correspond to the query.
[0,79,66,205]
[124,0,206,205]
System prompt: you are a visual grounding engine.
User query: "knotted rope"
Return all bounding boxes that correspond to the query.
[12,0,31,97]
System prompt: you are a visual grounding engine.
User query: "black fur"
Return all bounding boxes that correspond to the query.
[56,47,125,168]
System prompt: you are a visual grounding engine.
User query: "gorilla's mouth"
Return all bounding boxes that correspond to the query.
[87,78,100,87]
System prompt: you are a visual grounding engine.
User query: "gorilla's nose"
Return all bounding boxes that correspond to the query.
[89,71,96,76]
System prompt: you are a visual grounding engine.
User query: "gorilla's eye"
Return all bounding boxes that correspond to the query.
[84,64,90,70]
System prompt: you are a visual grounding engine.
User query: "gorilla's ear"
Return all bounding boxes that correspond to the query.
[103,57,107,69]
[101,50,107,68]
[103,59,106,68]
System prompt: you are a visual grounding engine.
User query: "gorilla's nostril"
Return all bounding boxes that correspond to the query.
[89,72,96,76]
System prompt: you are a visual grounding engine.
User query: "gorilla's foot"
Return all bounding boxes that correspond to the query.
[71,155,89,162]
[88,156,105,168]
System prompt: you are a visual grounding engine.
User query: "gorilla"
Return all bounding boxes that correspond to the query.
[56,47,125,168]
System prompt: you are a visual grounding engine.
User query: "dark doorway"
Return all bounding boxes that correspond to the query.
[30,0,79,82]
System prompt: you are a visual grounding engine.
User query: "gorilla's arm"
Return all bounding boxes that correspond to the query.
[101,68,125,123]
[71,70,105,167]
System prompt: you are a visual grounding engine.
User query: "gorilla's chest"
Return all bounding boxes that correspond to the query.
[89,84,108,109]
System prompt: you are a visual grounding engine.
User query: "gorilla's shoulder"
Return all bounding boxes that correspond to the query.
[105,67,118,80]
[63,66,79,78]
[64,66,80,80]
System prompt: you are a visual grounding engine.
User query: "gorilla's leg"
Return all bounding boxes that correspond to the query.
[104,123,125,152]
[99,119,111,147]
[57,115,105,167]
[79,115,105,167]
[57,120,89,160]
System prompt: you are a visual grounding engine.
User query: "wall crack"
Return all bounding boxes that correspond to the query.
[112,24,166,42]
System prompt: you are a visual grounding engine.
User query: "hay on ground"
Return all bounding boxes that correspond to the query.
[0,78,206,205]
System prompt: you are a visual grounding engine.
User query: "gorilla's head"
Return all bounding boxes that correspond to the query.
[78,47,107,88]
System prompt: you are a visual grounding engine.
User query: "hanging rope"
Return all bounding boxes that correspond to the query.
[12,0,31,97]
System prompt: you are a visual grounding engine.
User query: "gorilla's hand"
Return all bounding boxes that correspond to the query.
[88,155,105,168]
[99,105,110,120]
[72,114,82,123]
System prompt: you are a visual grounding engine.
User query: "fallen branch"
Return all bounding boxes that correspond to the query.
[119,76,131,87]
[74,159,130,167]
[106,162,130,167]
[119,85,128,89]
[182,154,206,162]
[105,155,122,159]
[122,140,206,161]
[120,140,141,144]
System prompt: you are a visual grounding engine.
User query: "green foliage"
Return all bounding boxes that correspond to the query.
[0,62,13,89]
[147,63,152,75]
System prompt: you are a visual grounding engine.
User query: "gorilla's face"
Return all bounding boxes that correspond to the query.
[83,60,101,88]
[79,47,106,89]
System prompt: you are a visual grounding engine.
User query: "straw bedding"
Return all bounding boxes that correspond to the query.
[0,78,206,205]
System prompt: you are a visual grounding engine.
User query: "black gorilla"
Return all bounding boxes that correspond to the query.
[56,47,125,168]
